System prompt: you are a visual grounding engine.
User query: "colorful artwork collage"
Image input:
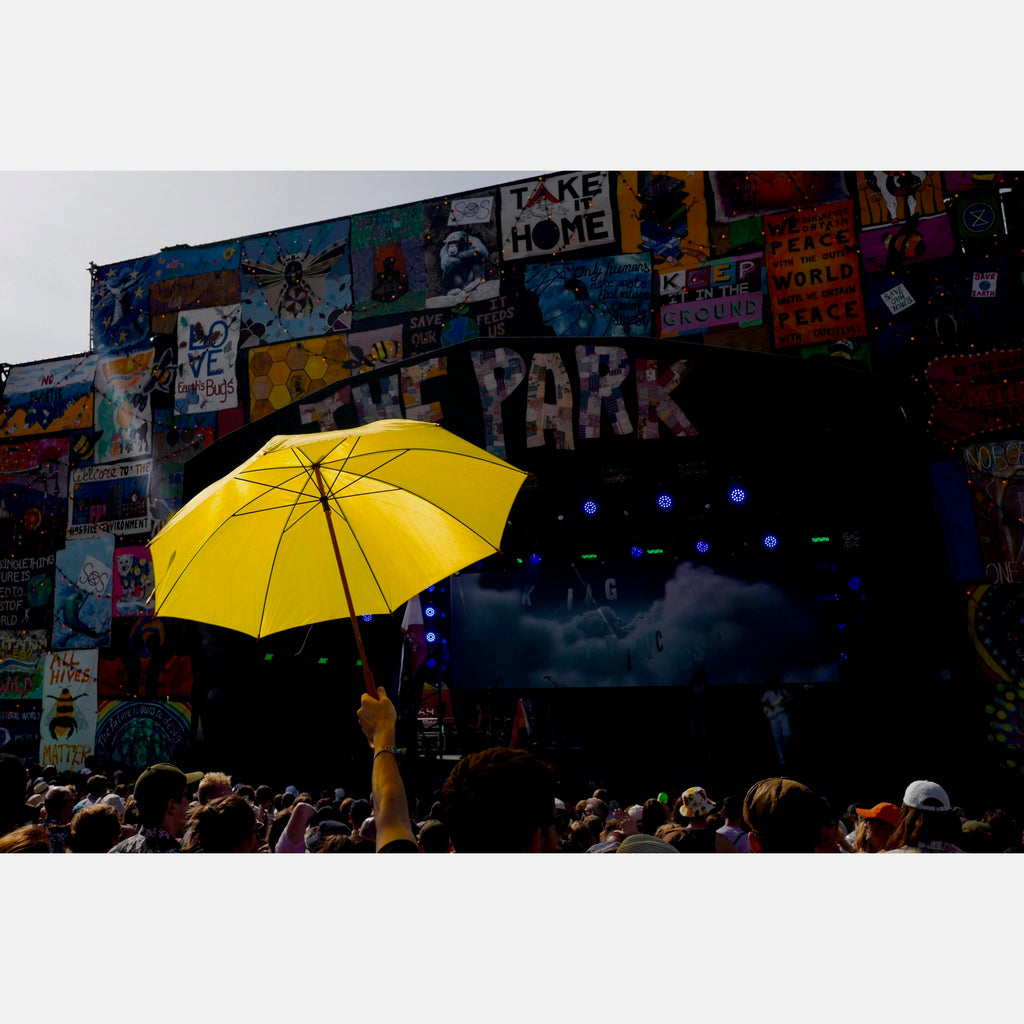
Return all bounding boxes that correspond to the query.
[1,170,1022,772]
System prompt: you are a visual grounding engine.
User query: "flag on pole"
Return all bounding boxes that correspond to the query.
[510,698,531,749]
[396,593,428,700]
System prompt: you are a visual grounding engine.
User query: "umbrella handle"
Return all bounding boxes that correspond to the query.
[313,464,377,697]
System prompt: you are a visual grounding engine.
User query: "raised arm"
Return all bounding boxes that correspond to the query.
[357,686,417,852]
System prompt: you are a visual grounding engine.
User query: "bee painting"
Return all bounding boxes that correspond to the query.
[241,239,350,321]
[45,688,89,740]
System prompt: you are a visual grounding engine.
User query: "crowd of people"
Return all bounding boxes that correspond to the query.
[1,687,1021,853]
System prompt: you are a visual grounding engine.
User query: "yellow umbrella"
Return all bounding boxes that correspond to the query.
[150,419,527,695]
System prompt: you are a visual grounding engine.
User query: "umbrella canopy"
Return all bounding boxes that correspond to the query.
[150,419,528,690]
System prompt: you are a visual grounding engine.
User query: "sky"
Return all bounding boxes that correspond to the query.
[0,170,545,365]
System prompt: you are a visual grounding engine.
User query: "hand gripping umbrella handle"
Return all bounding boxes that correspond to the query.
[313,463,377,697]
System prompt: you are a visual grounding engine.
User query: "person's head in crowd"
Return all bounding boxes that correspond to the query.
[886,780,963,852]
[743,777,823,853]
[616,833,678,854]
[305,820,350,852]
[349,798,372,830]
[337,796,354,824]
[0,823,50,852]
[584,796,609,822]
[97,792,126,819]
[133,763,204,833]
[562,818,596,852]
[813,797,847,852]
[657,822,696,851]
[437,747,558,853]
[358,816,377,842]
[592,787,610,804]
[678,786,716,828]
[123,795,140,827]
[267,808,292,852]
[574,798,588,820]
[983,809,1022,851]
[69,803,122,852]
[851,802,900,852]
[720,794,745,825]
[197,772,232,806]
[957,819,999,853]
[44,786,76,826]
[255,785,274,810]
[279,792,295,811]
[86,774,109,800]
[417,818,452,853]
[235,784,256,803]
[190,794,262,853]
[580,814,604,846]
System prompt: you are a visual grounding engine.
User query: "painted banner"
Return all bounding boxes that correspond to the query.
[93,348,155,462]
[350,205,427,321]
[961,439,1024,585]
[149,411,216,530]
[150,271,241,315]
[423,191,500,308]
[617,171,711,270]
[0,437,70,552]
[0,630,46,700]
[67,458,151,539]
[98,617,193,700]
[500,172,615,261]
[927,349,1024,445]
[709,172,848,222]
[96,699,191,769]
[149,241,241,314]
[112,543,154,618]
[240,218,352,345]
[298,338,703,460]
[855,171,954,272]
[90,255,155,353]
[52,533,115,650]
[524,255,652,337]
[950,192,1003,244]
[764,201,867,349]
[248,335,356,421]
[0,701,41,759]
[0,355,97,439]
[40,648,98,770]
[659,254,765,337]
[175,304,241,414]
[0,554,55,632]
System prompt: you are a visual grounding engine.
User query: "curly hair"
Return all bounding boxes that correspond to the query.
[437,747,555,853]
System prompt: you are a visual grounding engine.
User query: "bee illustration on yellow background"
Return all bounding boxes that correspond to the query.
[45,689,89,739]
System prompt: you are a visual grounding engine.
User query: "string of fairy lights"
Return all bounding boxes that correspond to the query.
[1,170,1023,767]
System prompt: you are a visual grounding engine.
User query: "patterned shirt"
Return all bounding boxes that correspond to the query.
[109,825,180,853]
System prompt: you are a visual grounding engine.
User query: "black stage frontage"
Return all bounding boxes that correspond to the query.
[178,337,987,809]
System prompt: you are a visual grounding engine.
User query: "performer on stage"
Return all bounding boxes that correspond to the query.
[761,676,793,766]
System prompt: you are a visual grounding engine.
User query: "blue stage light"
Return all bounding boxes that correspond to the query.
[763,534,779,549]
[657,493,673,510]
[361,614,373,622]
[582,500,599,516]
[630,546,643,558]
[529,553,542,565]
[696,540,710,554]
[426,658,437,669]
[729,487,747,504]
[425,631,437,643]
[424,606,436,618]
[848,576,862,590]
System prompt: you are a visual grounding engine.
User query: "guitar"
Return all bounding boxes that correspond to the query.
[762,684,814,720]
